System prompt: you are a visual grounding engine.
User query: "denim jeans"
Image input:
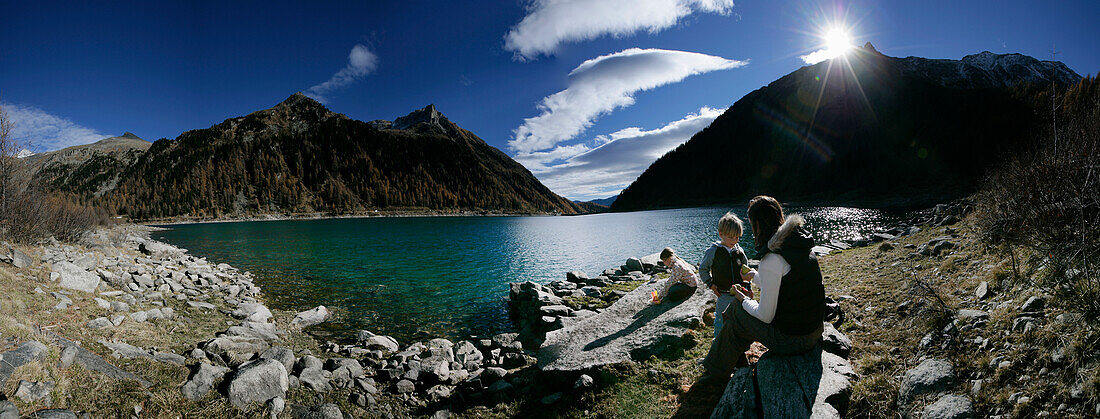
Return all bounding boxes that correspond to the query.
[713,292,737,341]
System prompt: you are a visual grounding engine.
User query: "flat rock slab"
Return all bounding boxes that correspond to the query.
[0,341,48,386]
[538,280,712,373]
[48,333,153,388]
[712,345,858,418]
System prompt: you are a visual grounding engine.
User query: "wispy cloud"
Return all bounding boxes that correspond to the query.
[1,102,107,152]
[515,106,723,200]
[305,44,379,103]
[505,0,734,60]
[509,48,745,154]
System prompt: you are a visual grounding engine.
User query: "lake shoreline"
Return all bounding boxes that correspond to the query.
[140,208,574,227]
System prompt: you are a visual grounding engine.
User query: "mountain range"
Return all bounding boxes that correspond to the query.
[30,94,582,220]
[611,45,1082,211]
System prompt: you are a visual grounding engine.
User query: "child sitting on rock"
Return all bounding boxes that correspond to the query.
[652,247,700,304]
[699,212,757,339]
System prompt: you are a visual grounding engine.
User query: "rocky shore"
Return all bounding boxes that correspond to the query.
[0,200,980,417]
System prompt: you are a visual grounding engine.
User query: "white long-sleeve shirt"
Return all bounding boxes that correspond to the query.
[741,252,791,323]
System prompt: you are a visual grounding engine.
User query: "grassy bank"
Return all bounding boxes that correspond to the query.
[453,213,1098,418]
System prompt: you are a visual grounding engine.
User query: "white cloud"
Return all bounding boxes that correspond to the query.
[516,106,723,200]
[509,48,745,154]
[1,102,107,152]
[505,0,734,59]
[305,44,379,103]
[799,49,833,65]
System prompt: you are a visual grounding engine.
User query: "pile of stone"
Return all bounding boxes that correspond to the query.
[508,255,665,347]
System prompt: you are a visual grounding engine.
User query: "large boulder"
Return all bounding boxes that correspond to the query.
[231,303,273,323]
[181,363,230,400]
[291,306,332,328]
[4,246,33,268]
[226,359,289,409]
[52,261,101,292]
[923,394,974,419]
[356,331,399,352]
[899,359,955,404]
[711,345,858,418]
[538,279,713,373]
[0,342,49,386]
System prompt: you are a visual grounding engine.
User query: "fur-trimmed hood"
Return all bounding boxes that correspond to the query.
[766,214,814,253]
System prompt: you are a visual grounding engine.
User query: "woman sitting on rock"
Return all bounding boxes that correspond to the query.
[651,247,699,304]
[699,195,825,384]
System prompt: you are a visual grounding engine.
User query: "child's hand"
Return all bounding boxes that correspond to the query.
[710,285,719,297]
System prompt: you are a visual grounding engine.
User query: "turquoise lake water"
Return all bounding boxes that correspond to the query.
[153,206,914,344]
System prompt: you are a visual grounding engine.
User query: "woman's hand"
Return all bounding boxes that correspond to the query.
[733,284,752,301]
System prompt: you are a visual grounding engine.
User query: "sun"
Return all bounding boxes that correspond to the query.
[823,28,854,57]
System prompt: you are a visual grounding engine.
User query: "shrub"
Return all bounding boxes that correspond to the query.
[975,76,1100,320]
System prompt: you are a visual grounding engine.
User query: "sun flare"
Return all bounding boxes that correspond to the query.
[824,28,854,56]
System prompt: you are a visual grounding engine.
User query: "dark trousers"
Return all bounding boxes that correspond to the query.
[702,300,823,377]
[666,283,695,302]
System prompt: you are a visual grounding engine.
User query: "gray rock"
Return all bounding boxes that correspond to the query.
[87,317,113,329]
[154,351,185,365]
[957,309,989,322]
[231,303,273,323]
[227,359,289,409]
[821,323,852,358]
[59,346,78,368]
[15,380,53,402]
[975,282,990,299]
[204,335,269,366]
[290,403,343,419]
[580,286,602,298]
[711,368,757,419]
[753,346,857,417]
[298,367,332,393]
[0,341,49,386]
[1021,296,1045,313]
[72,254,96,271]
[181,362,230,400]
[267,397,286,418]
[357,331,399,352]
[539,279,712,373]
[296,355,323,372]
[483,367,507,381]
[52,261,102,292]
[899,359,955,404]
[0,400,17,419]
[923,394,974,419]
[291,306,332,328]
[20,409,76,419]
[48,334,151,387]
[574,374,594,390]
[99,340,151,360]
[566,271,589,283]
[261,347,296,372]
[541,392,563,404]
[487,379,513,393]
[349,392,375,408]
[6,246,33,268]
[395,379,416,393]
[625,257,644,272]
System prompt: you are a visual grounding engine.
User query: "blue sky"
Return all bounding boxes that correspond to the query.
[2,0,1097,200]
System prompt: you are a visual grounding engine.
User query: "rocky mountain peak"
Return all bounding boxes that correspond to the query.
[861,42,879,54]
[121,132,141,140]
[274,92,330,115]
[392,104,445,131]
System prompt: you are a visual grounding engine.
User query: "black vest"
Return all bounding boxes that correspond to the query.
[767,246,826,335]
[711,246,746,292]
